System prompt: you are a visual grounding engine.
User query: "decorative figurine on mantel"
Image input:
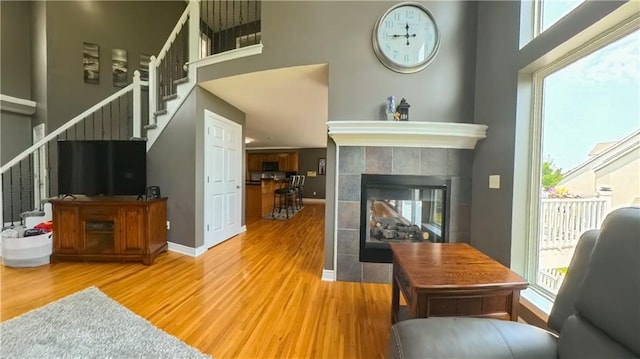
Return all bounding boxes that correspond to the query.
[397,98,410,121]
[386,96,396,121]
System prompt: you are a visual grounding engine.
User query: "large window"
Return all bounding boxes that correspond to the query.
[528,26,639,298]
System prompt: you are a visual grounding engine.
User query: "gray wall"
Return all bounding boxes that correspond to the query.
[147,90,197,247]
[148,86,245,248]
[199,1,477,123]
[0,114,31,166]
[195,86,246,248]
[297,148,327,199]
[470,0,630,266]
[31,1,48,128]
[41,1,185,132]
[1,1,33,165]
[1,1,31,98]
[1,1,34,223]
[197,1,479,270]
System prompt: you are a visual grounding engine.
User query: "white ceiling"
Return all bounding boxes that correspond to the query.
[199,64,329,149]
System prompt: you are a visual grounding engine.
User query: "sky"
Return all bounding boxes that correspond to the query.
[540,2,640,173]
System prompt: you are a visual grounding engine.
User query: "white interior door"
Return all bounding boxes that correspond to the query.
[204,110,242,248]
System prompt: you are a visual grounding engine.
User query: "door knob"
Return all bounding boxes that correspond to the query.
[236,185,241,189]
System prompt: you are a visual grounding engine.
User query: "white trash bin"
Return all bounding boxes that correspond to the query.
[1,231,52,267]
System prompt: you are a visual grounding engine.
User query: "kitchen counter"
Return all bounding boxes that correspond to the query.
[246,179,288,219]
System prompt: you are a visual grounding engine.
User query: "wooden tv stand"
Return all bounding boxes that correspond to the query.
[51,197,167,265]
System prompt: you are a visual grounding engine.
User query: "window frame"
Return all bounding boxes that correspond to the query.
[537,0,586,36]
[521,0,588,48]
[523,17,640,300]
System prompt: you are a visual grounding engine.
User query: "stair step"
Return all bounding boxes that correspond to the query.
[162,93,178,102]
[173,77,189,86]
[153,109,168,117]
[144,124,158,130]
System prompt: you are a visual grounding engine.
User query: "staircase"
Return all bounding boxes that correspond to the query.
[0,0,262,228]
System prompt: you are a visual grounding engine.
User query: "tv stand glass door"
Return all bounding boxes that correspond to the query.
[84,220,116,254]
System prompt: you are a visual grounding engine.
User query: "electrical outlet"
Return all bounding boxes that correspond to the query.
[313,191,317,196]
[166,220,171,230]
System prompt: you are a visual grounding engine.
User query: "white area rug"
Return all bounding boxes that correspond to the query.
[0,287,211,358]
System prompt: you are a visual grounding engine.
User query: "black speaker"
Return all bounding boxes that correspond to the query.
[146,186,161,199]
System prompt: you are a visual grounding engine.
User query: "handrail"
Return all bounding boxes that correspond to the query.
[156,3,192,64]
[183,43,264,70]
[0,84,134,174]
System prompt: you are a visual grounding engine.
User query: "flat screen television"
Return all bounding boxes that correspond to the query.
[58,140,146,196]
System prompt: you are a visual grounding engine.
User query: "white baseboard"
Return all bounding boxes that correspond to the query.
[321,269,335,281]
[240,225,247,233]
[304,198,326,204]
[167,242,207,257]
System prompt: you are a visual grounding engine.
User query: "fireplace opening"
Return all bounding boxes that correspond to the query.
[360,174,451,263]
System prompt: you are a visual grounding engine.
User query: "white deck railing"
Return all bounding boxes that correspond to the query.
[538,267,566,294]
[539,197,610,250]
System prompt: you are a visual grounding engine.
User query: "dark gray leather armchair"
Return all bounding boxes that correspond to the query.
[388,207,640,359]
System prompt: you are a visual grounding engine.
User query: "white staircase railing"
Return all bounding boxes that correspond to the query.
[1,0,264,229]
[148,1,199,130]
[0,72,147,228]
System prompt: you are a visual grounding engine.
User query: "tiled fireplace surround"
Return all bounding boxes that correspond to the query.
[336,146,473,283]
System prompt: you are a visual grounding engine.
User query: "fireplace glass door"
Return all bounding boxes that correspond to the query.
[360,175,450,263]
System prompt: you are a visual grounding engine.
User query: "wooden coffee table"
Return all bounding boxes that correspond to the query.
[390,243,528,323]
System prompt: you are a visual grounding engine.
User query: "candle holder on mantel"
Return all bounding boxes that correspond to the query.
[397,98,410,121]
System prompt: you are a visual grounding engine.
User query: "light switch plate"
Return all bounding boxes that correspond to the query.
[489,175,500,189]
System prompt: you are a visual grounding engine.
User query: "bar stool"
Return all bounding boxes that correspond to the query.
[288,175,298,212]
[296,175,306,209]
[272,177,296,219]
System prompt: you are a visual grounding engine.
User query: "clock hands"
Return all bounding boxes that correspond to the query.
[388,22,417,46]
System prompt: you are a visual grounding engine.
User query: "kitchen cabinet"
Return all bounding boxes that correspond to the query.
[246,152,298,172]
[278,152,299,172]
[247,153,262,172]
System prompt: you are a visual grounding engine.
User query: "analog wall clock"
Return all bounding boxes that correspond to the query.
[372,2,440,74]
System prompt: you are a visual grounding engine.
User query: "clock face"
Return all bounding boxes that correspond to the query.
[372,2,440,73]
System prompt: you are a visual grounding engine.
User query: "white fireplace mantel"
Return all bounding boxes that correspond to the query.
[327,121,488,149]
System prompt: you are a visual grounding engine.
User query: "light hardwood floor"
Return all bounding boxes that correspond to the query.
[0,203,392,358]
